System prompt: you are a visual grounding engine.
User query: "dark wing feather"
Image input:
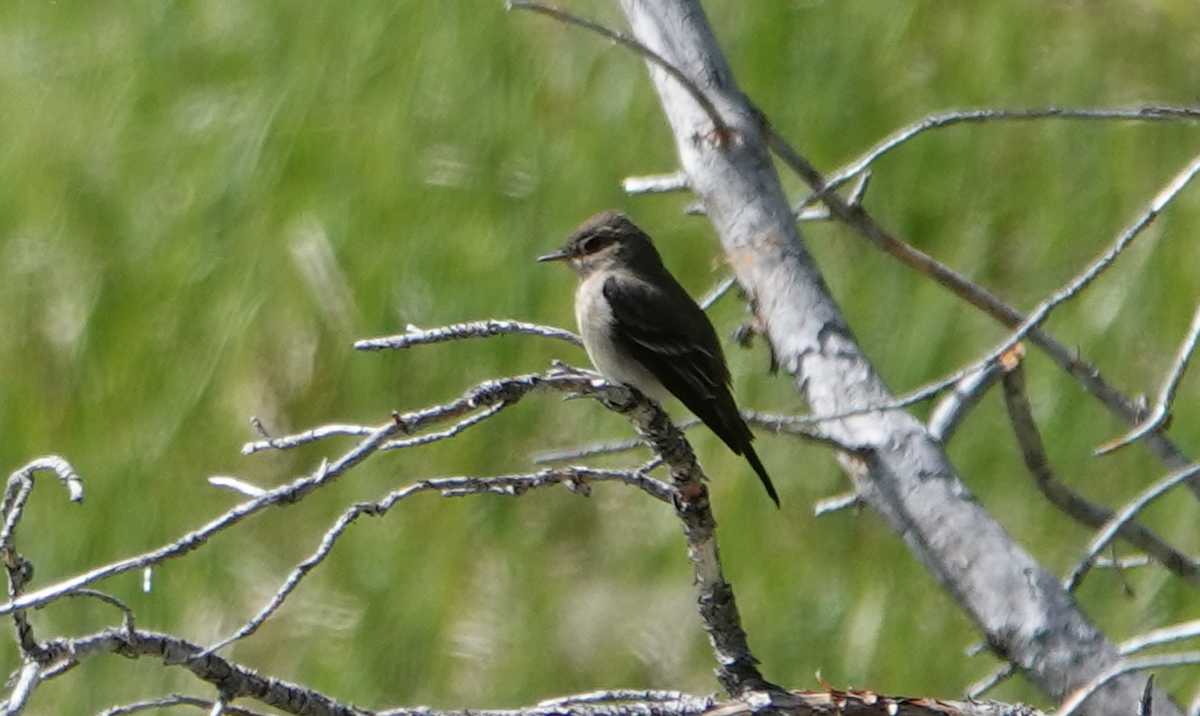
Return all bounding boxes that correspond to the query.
[602,273,728,402]
[603,273,779,505]
[601,273,722,389]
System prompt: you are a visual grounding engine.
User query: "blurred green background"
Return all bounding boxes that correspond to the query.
[1,0,1199,712]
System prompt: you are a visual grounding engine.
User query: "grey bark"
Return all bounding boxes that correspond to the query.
[614,1,1178,713]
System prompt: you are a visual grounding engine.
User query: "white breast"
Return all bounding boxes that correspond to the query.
[575,273,668,400]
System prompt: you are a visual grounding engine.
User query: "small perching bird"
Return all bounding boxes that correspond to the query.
[538,211,779,506]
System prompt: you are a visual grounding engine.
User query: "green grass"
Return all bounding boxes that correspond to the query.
[1,0,1199,712]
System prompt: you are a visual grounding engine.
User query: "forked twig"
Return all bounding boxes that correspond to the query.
[1064,462,1200,593]
[1002,357,1200,590]
[203,466,668,656]
[760,112,1197,474]
[890,148,1200,413]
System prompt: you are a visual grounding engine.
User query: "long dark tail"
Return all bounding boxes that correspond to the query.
[743,442,780,507]
[690,392,781,507]
[669,379,780,507]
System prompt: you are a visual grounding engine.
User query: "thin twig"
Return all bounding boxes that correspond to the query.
[97,696,270,716]
[698,276,737,312]
[927,362,1004,443]
[507,2,731,141]
[889,147,1200,413]
[382,402,509,451]
[809,106,1200,206]
[355,319,583,351]
[241,424,374,454]
[536,690,697,706]
[208,477,268,498]
[813,491,861,516]
[741,411,861,451]
[1064,462,1200,593]
[1095,555,1154,570]
[1057,652,1200,716]
[5,456,84,504]
[965,663,1015,700]
[201,467,669,656]
[760,112,1197,475]
[1002,358,1200,590]
[1098,295,1200,455]
[533,436,648,463]
[0,422,396,616]
[244,376,534,455]
[66,589,137,636]
[623,172,690,195]
[1120,619,1200,656]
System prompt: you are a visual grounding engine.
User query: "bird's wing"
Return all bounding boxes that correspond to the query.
[604,273,780,506]
[601,273,730,404]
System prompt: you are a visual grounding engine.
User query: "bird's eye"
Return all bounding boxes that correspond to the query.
[581,236,603,254]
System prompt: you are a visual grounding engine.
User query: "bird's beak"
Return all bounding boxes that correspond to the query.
[536,248,571,263]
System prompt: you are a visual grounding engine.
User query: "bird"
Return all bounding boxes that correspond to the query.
[538,210,779,506]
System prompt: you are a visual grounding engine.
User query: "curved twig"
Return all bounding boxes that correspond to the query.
[811,106,1200,206]
[507,2,732,141]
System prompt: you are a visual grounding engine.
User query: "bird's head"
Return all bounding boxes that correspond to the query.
[537,211,662,278]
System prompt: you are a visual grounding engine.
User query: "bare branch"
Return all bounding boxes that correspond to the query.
[761,116,1197,477]
[1058,653,1200,716]
[1120,620,1200,656]
[66,589,137,635]
[534,436,648,463]
[927,362,1004,443]
[1001,358,1200,590]
[812,106,1200,204]
[1,661,41,716]
[7,456,84,504]
[966,664,1015,700]
[40,628,371,716]
[697,276,737,311]
[614,0,1175,708]
[98,695,269,716]
[536,691,697,707]
[741,410,859,451]
[0,420,399,616]
[1064,462,1200,593]
[813,491,861,516]
[623,172,689,195]
[202,467,669,655]
[900,147,1200,413]
[0,364,769,700]
[244,373,543,455]
[382,401,509,451]
[1098,295,1200,455]
[354,319,582,351]
[208,477,269,498]
[242,425,375,455]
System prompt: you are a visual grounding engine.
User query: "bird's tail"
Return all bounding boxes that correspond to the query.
[743,444,780,507]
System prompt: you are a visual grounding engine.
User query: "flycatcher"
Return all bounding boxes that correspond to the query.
[538,211,779,506]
